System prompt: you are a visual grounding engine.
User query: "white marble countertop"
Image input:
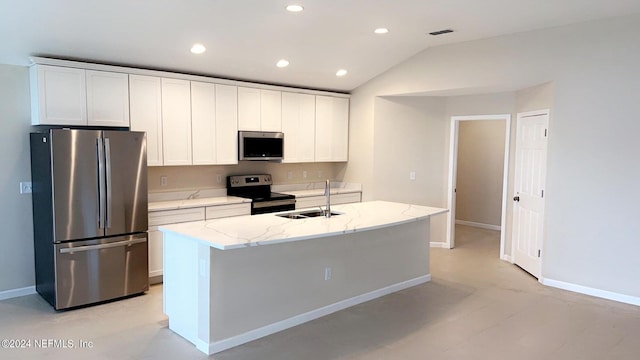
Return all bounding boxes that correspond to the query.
[149,196,251,212]
[159,201,448,250]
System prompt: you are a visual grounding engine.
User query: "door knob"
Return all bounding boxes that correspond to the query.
[513,196,520,202]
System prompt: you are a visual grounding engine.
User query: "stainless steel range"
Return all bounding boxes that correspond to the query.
[227,174,295,214]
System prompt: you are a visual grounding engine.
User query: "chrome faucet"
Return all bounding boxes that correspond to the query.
[324,179,331,218]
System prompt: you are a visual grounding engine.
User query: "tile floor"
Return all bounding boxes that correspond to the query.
[1,225,639,359]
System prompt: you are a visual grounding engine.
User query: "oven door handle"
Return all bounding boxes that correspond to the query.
[253,199,296,209]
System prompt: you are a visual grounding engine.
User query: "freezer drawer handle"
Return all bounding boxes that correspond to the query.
[59,238,147,254]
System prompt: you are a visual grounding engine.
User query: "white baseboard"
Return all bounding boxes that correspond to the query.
[430,241,449,248]
[206,274,432,355]
[501,254,513,263]
[0,286,36,301]
[542,278,640,307]
[455,220,501,231]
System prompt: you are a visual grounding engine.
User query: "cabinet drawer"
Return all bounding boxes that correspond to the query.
[206,203,251,220]
[149,207,205,226]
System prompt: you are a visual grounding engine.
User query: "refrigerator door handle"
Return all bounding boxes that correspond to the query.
[105,137,112,228]
[97,137,106,229]
[59,237,147,254]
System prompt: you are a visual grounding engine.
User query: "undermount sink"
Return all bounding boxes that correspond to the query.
[276,210,342,219]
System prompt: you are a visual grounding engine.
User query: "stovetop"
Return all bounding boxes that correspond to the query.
[226,174,294,202]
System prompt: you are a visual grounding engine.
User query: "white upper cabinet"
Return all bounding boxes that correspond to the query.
[191,81,217,165]
[30,65,87,126]
[315,95,349,162]
[161,78,192,166]
[282,92,315,163]
[238,87,282,131]
[260,89,282,132]
[237,87,261,131]
[30,64,130,127]
[129,75,163,166]
[215,84,239,164]
[86,70,130,127]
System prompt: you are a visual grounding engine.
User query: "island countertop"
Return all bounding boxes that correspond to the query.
[159,200,448,250]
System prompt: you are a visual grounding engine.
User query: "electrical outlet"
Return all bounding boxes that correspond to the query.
[160,176,168,186]
[324,267,332,281]
[409,171,416,181]
[303,171,307,178]
[317,170,323,178]
[216,174,222,183]
[287,171,293,180]
[20,181,32,194]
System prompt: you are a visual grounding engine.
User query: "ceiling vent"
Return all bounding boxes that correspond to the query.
[429,29,454,36]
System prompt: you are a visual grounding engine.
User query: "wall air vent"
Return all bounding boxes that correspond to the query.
[429,29,454,36]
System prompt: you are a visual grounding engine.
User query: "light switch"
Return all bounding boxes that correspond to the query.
[409,171,416,181]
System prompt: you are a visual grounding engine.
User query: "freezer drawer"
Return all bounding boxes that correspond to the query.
[54,233,149,310]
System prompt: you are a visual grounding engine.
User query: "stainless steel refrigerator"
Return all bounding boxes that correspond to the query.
[30,129,149,310]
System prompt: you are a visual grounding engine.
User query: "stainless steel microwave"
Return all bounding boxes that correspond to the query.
[238,131,284,161]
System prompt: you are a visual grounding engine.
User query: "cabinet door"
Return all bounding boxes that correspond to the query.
[332,97,349,161]
[237,87,261,131]
[191,81,216,165]
[215,84,239,164]
[282,92,315,163]
[86,70,130,127]
[129,75,163,166]
[315,96,349,162]
[161,78,192,166]
[148,228,163,279]
[260,89,282,131]
[30,65,86,125]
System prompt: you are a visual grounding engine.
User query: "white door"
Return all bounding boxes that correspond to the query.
[512,110,549,278]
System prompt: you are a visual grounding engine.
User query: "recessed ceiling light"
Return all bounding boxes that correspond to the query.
[286,4,304,12]
[276,59,290,68]
[374,28,389,34]
[336,69,348,77]
[190,43,206,54]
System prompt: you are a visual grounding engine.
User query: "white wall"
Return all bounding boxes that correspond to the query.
[456,120,506,226]
[0,65,34,292]
[346,14,640,298]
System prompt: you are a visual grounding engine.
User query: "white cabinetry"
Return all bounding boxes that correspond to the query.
[86,70,130,127]
[191,81,216,165]
[238,87,282,131]
[205,203,250,220]
[129,75,163,166]
[148,207,206,283]
[215,84,239,164]
[282,92,316,163]
[295,192,361,210]
[30,65,129,126]
[260,89,282,131]
[148,203,249,282]
[191,82,239,165]
[161,78,192,166]
[315,96,349,162]
[30,65,86,126]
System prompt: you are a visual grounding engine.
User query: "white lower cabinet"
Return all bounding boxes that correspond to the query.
[147,203,250,283]
[206,203,250,220]
[295,192,361,210]
[148,207,205,283]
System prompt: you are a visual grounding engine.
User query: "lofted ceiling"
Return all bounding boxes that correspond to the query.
[1,0,640,92]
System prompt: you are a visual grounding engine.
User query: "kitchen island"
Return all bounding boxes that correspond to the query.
[160,201,447,355]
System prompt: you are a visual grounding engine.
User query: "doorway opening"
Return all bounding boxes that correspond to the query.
[446,114,511,259]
